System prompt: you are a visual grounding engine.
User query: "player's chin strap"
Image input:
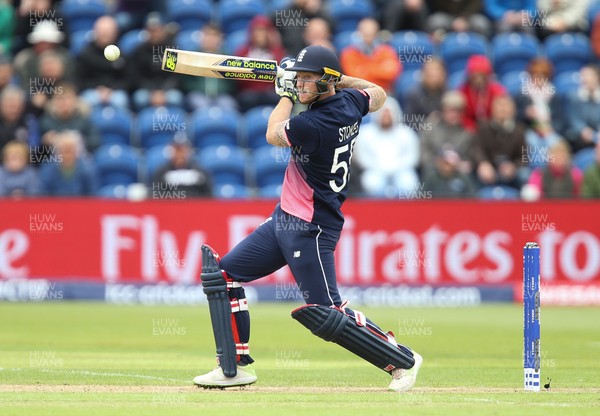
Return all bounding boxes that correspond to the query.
[200,245,253,378]
[292,301,415,373]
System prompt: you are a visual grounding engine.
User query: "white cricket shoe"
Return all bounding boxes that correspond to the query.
[193,365,257,388]
[388,352,423,392]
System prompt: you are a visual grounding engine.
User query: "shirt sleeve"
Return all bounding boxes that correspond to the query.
[284,113,321,154]
[345,88,371,117]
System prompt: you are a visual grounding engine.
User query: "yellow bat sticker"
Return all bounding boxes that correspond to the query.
[164,51,178,71]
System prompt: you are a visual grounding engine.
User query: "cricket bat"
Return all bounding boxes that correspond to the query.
[161,49,283,82]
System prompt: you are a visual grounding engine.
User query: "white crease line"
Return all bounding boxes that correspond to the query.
[1,367,188,383]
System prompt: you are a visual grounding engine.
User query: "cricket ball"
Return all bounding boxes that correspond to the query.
[104,44,121,62]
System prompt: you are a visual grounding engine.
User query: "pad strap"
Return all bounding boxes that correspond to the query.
[236,343,250,355]
[354,310,366,327]
[230,298,249,313]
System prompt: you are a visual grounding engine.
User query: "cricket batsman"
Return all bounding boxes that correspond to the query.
[194,45,423,392]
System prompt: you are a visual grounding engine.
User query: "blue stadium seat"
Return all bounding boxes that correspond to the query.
[197,145,248,186]
[257,183,283,198]
[144,145,173,183]
[478,185,520,200]
[137,107,188,150]
[223,29,249,55]
[394,69,421,109]
[573,147,596,172]
[90,106,133,146]
[267,0,292,14]
[167,0,213,31]
[328,0,375,33]
[439,32,490,76]
[191,107,240,149]
[253,146,289,188]
[447,70,466,89]
[175,29,201,52]
[553,71,581,97]
[118,29,149,55]
[544,33,593,75]
[94,144,140,187]
[243,106,273,149]
[500,71,527,97]
[60,0,107,34]
[69,30,93,56]
[217,0,267,34]
[391,31,435,72]
[333,31,361,53]
[492,32,541,77]
[213,183,251,198]
[96,183,129,199]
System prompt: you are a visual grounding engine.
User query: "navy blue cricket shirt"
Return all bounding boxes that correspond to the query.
[281,88,370,232]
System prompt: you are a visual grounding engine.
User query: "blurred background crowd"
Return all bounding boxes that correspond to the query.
[1,0,600,200]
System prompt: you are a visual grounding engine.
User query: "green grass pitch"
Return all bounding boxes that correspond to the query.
[0,302,598,415]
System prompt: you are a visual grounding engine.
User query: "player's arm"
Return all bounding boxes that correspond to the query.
[336,75,386,113]
[265,98,294,147]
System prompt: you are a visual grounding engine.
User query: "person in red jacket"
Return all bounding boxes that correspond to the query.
[592,13,600,60]
[235,15,286,112]
[458,54,506,132]
[340,18,401,93]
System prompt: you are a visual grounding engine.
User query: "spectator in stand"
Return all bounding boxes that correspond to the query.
[13,20,74,91]
[0,0,14,56]
[0,54,16,94]
[0,140,40,198]
[526,140,583,198]
[536,0,590,40]
[183,23,237,111]
[27,49,74,118]
[129,12,184,110]
[420,91,475,176]
[382,0,429,33]
[515,58,562,168]
[39,131,97,196]
[303,17,334,51]
[484,0,536,33]
[353,97,419,198]
[0,85,39,152]
[404,58,447,125]
[39,82,99,152]
[474,95,527,189]
[423,149,477,198]
[426,0,493,41]
[27,50,73,162]
[275,0,332,56]
[582,141,600,198]
[234,16,285,112]
[564,65,600,152]
[153,133,212,198]
[12,0,63,55]
[77,15,130,109]
[340,18,401,93]
[458,54,506,132]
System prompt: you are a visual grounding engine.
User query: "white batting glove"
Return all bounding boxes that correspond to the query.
[275,58,297,102]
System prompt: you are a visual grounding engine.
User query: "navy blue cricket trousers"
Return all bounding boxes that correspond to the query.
[220,204,343,307]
